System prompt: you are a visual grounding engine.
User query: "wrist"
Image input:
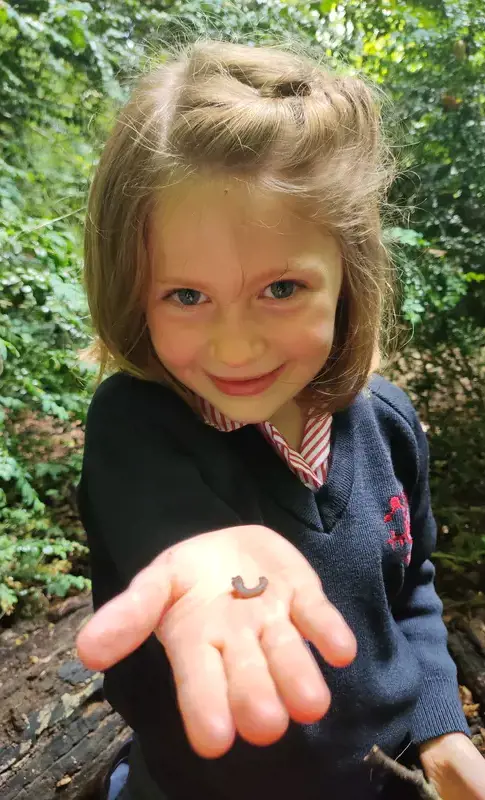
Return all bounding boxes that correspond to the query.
[419,732,474,771]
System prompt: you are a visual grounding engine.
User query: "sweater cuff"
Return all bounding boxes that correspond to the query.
[410,676,471,745]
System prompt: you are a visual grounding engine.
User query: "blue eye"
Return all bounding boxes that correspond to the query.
[167,289,208,306]
[262,280,303,300]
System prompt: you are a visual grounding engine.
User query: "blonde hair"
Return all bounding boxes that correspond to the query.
[84,39,395,414]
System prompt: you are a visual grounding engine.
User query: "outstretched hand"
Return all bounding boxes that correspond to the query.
[76,525,357,758]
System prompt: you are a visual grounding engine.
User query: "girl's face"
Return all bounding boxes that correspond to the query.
[146,179,343,424]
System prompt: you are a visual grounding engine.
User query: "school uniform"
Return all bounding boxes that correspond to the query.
[78,372,469,800]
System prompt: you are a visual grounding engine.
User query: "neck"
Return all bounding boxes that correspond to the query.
[268,400,306,451]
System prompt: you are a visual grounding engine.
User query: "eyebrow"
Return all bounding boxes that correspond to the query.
[156,262,326,287]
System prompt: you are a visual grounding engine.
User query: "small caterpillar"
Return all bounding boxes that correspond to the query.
[231,575,269,599]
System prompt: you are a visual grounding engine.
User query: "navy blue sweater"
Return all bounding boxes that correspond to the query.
[78,372,469,800]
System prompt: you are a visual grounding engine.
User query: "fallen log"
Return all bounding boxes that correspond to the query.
[0,597,483,800]
[447,613,485,708]
[0,594,130,800]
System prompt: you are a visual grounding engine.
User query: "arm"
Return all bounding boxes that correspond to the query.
[389,410,485,797]
[391,408,470,746]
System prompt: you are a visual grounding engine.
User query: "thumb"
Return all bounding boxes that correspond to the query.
[76,565,172,671]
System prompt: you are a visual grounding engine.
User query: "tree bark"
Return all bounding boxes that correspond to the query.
[447,612,485,709]
[0,594,130,800]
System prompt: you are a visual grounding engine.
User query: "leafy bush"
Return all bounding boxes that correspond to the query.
[386,223,485,597]
[0,207,94,617]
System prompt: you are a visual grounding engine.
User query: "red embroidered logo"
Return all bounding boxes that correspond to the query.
[384,493,412,565]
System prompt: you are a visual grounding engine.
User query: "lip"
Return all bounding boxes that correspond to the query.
[207,364,286,396]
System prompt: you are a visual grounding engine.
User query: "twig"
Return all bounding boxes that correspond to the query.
[47,594,92,622]
[364,745,442,800]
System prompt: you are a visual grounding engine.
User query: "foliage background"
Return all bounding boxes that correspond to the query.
[1,0,484,621]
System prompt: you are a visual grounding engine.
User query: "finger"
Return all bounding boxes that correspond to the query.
[76,569,172,671]
[290,584,357,668]
[165,640,235,759]
[260,619,331,723]
[222,628,289,746]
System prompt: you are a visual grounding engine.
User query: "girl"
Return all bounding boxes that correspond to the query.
[76,40,485,800]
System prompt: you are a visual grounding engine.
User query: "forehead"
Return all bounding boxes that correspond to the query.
[148,177,340,279]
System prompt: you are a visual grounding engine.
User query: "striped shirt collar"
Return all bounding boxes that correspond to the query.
[197,396,331,491]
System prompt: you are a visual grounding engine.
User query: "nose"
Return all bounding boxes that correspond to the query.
[209,316,265,368]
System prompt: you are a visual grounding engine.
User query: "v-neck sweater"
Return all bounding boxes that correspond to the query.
[77,372,469,800]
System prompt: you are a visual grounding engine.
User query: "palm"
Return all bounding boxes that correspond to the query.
[76,525,356,757]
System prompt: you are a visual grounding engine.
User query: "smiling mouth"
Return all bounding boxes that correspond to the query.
[206,365,286,396]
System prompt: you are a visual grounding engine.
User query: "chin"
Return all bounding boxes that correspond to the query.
[222,409,269,424]
[208,394,292,424]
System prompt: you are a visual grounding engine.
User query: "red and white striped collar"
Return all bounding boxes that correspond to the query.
[197,397,332,491]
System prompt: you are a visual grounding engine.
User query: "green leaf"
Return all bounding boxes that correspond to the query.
[384,227,426,247]
[318,0,336,13]
[464,272,485,283]
[0,583,19,617]
[68,25,87,52]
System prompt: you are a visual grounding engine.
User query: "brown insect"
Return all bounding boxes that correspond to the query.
[231,575,269,599]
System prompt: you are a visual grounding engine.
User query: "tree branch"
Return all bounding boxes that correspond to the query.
[364,745,442,800]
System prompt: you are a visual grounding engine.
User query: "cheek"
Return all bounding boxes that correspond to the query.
[277,305,336,359]
[148,312,204,370]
